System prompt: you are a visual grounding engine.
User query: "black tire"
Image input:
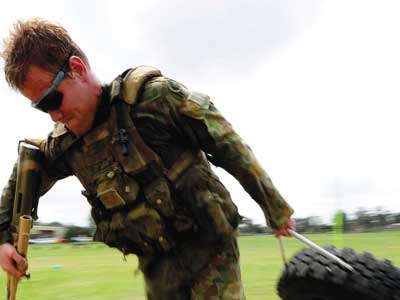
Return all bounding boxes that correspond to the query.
[277,246,400,300]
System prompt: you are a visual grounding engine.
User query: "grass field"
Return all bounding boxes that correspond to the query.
[1,231,399,300]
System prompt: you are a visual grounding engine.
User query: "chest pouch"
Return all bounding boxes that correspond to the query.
[109,100,177,216]
[143,177,174,218]
[95,162,140,210]
[122,202,173,254]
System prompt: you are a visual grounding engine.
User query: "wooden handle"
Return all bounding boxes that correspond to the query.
[7,215,33,300]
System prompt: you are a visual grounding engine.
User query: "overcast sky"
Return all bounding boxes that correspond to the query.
[1,1,400,227]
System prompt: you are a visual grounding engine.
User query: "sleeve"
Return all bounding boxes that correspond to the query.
[140,78,294,229]
[0,163,17,244]
[0,140,70,245]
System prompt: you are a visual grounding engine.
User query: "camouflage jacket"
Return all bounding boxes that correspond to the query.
[0,66,294,249]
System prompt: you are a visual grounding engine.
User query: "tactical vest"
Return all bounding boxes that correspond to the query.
[33,66,240,255]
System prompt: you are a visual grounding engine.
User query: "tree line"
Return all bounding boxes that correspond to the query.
[238,208,400,234]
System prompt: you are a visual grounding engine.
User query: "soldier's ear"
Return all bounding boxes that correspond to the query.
[68,56,87,80]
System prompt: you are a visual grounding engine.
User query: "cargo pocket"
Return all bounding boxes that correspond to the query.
[193,189,237,238]
[174,166,239,240]
[95,163,140,210]
[93,213,129,252]
[144,178,196,233]
[93,220,116,246]
[208,176,241,231]
[124,202,172,254]
[143,178,175,218]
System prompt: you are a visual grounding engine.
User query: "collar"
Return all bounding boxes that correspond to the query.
[92,85,111,128]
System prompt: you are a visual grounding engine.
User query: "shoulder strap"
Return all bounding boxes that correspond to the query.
[113,66,203,182]
[113,66,161,156]
[109,66,162,105]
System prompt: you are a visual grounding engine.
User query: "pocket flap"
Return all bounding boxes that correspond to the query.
[97,188,126,209]
[143,178,174,218]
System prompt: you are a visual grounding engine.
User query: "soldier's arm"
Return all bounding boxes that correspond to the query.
[0,164,17,245]
[0,137,72,278]
[0,138,72,245]
[0,163,60,246]
[179,100,294,229]
[138,78,294,230]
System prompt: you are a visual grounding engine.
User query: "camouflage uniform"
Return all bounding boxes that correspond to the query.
[0,66,293,299]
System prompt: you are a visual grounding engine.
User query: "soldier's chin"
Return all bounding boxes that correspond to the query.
[66,123,89,137]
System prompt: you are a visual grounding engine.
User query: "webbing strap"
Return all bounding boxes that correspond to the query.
[114,66,203,183]
[23,138,44,149]
[166,150,203,182]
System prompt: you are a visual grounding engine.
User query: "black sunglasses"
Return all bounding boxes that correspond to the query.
[31,51,72,113]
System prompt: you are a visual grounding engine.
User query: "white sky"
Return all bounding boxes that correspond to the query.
[1,1,400,227]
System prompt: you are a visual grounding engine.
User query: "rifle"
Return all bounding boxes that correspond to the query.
[6,142,42,300]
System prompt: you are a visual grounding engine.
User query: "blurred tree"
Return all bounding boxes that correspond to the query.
[238,216,268,234]
[64,225,92,240]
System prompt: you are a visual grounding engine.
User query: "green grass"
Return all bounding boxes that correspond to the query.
[1,231,399,300]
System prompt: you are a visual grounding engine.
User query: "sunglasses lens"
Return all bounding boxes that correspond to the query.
[34,90,63,113]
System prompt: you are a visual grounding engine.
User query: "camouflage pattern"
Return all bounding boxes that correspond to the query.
[0,164,17,244]
[190,240,245,300]
[143,236,245,300]
[0,66,294,298]
[134,74,294,229]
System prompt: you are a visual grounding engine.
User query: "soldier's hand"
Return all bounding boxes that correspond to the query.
[274,218,296,238]
[0,243,28,278]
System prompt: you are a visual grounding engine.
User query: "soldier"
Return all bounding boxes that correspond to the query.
[0,18,295,299]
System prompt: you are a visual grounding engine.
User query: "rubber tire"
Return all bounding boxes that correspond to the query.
[277,246,400,300]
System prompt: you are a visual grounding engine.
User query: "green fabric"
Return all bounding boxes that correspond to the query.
[0,163,17,242]
[143,236,245,300]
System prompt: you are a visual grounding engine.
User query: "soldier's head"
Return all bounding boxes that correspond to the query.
[1,18,102,136]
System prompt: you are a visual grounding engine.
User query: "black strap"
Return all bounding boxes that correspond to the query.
[115,70,132,156]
